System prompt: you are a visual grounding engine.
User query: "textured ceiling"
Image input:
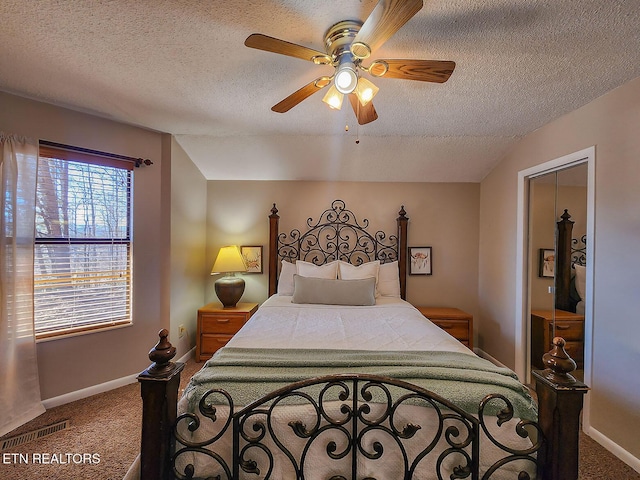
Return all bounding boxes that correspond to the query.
[1,1,639,182]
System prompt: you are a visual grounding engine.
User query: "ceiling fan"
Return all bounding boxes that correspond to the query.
[244,0,455,125]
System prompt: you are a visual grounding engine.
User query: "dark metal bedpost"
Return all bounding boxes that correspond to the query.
[138,329,184,480]
[397,205,409,300]
[268,203,280,297]
[532,337,589,480]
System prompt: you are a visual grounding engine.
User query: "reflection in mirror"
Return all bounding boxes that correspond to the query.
[528,171,557,372]
[527,163,587,381]
[554,165,588,380]
[556,165,588,312]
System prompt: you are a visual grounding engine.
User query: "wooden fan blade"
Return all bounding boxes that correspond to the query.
[370,59,456,83]
[348,94,378,125]
[351,0,423,58]
[272,78,330,113]
[245,34,329,62]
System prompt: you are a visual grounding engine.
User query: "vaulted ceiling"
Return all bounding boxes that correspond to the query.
[1,1,639,181]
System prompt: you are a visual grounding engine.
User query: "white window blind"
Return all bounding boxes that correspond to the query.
[34,145,133,338]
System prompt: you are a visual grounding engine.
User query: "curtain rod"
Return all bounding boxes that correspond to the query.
[39,140,154,168]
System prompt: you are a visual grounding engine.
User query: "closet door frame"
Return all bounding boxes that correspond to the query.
[514,146,595,429]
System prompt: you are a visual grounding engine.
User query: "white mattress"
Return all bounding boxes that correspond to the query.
[227,295,473,355]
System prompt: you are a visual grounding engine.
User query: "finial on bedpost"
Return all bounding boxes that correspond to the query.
[541,336,578,384]
[138,330,185,480]
[148,328,177,374]
[270,203,279,218]
[398,205,407,219]
[532,336,589,480]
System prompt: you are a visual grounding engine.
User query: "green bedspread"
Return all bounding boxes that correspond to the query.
[183,348,537,421]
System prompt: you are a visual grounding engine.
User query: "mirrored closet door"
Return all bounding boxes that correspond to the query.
[527,163,588,380]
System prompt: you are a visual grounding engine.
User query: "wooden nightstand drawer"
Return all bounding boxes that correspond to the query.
[200,313,247,334]
[196,302,258,361]
[414,306,473,349]
[201,334,235,353]
[430,319,469,342]
[552,321,583,341]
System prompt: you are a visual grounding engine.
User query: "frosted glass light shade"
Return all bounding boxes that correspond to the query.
[354,77,379,106]
[322,84,344,110]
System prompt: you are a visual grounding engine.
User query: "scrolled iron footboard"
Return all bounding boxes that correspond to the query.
[171,374,543,480]
[138,332,588,480]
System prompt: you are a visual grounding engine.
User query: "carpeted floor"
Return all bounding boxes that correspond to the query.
[1,357,638,480]
[0,359,201,480]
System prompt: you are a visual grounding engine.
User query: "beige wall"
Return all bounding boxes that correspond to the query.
[479,76,640,459]
[170,137,207,357]
[206,181,481,325]
[0,92,168,399]
[4,75,639,466]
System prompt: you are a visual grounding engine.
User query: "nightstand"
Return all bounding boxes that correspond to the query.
[530,309,584,369]
[196,302,258,361]
[415,306,473,349]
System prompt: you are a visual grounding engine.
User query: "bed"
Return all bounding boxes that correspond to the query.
[137,200,588,480]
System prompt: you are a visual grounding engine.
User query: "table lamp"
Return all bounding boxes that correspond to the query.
[211,245,247,308]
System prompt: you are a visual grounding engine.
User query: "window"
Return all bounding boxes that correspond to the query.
[34,144,133,339]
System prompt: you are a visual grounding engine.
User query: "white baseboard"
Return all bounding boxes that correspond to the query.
[584,425,640,473]
[42,347,195,409]
[176,347,195,364]
[42,373,139,409]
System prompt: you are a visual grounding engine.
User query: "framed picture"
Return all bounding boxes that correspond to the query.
[409,246,432,275]
[538,248,555,278]
[241,246,263,274]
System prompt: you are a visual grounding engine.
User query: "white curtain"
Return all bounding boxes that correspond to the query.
[0,132,45,437]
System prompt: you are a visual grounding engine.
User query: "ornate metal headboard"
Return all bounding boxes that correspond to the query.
[571,234,586,267]
[268,199,409,299]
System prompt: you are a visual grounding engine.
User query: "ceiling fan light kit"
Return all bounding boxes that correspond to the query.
[322,85,344,110]
[334,57,358,94]
[245,0,454,125]
[354,77,379,106]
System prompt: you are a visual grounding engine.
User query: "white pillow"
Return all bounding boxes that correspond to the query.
[378,261,401,297]
[296,260,339,279]
[337,260,380,280]
[277,260,296,296]
[338,260,380,296]
[574,264,586,301]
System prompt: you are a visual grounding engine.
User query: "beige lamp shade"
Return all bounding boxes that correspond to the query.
[211,246,247,274]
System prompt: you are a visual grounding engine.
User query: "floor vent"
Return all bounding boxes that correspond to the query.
[1,420,69,451]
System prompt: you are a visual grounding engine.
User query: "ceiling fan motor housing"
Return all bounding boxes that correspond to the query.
[324,20,363,63]
[324,21,364,94]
